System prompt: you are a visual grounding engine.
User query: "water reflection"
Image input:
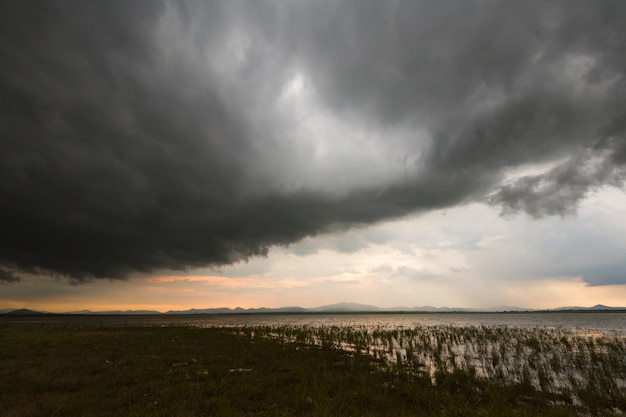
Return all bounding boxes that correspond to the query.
[3,312,626,334]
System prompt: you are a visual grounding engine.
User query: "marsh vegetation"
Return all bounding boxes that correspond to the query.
[1,320,624,416]
[236,324,626,414]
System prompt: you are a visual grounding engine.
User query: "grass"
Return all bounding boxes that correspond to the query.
[0,323,624,416]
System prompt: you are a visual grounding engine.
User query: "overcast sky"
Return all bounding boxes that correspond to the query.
[1,1,626,312]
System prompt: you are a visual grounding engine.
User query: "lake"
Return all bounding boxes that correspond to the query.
[3,311,625,336]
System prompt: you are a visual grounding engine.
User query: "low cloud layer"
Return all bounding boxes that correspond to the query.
[0,268,20,283]
[1,1,625,282]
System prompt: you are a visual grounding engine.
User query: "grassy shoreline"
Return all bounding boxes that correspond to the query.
[1,325,624,416]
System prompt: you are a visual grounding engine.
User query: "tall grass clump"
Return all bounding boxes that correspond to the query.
[245,323,626,415]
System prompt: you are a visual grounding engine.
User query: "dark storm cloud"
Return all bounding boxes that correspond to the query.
[1,0,625,282]
[490,145,626,218]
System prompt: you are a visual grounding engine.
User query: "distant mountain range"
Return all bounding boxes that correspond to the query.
[2,303,625,315]
[2,308,46,315]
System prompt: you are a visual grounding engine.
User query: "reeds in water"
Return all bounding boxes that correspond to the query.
[231,323,626,414]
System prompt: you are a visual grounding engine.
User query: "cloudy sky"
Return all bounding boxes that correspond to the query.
[2,1,626,312]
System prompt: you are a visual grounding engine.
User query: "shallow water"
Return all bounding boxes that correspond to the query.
[3,311,626,335]
[4,311,625,411]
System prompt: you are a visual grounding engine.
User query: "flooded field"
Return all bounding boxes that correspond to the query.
[2,312,626,415]
[229,323,626,411]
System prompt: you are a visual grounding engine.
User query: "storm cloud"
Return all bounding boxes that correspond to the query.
[1,0,625,282]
